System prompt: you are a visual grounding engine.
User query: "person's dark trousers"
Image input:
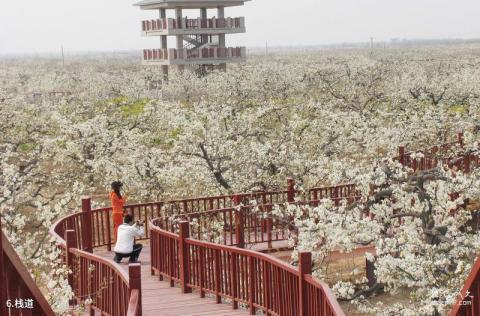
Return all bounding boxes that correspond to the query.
[114,244,143,263]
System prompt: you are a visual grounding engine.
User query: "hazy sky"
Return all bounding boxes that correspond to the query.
[0,0,479,54]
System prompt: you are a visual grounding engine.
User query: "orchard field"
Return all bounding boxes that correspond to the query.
[1,44,480,315]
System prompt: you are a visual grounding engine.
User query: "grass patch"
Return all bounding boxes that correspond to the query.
[19,142,38,152]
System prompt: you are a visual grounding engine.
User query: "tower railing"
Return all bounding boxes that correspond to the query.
[143,47,246,61]
[142,17,245,32]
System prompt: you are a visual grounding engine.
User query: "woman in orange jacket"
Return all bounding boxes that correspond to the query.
[110,181,127,241]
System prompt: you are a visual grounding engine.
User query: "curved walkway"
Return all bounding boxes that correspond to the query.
[95,242,249,316]
[50,135,474,316]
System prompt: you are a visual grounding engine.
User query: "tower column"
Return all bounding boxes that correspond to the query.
[200,8,208,44]
[200,8,208,74]
[175,7,185,72]
[160,8,168,78]
[217,6,226,71]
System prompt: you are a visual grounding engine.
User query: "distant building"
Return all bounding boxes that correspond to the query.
[134,0,250,77]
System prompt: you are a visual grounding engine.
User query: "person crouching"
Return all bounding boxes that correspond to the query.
[113,214,145,263]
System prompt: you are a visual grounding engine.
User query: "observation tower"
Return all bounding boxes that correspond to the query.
[134,0,250,76]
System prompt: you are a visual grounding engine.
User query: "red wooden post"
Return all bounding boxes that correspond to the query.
[81,197,93,253]
[398,146,405,166]
[312,189,318,206]
[150,234,155,276]
[465,154,471,174]
[169,238,174,287]
[287,178,295,203]
[105,210,111,251]
[230,253,239,309]
[233,195,244,248]
[366,258,376,288]
[298,251,312,316]
[248,256,256,315]
[0,220,7,316]
[183,201,188,214]
[178,221,192,293]
[458,131,465,149]
[214,249,221,303]
[199,247,205,298]
[129,263,142,316]
[65,229,77,306]
[266,205,273,249]
[262,261,270,315]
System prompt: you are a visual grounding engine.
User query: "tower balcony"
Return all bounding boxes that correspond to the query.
[142,47,246,65]
[141,17,245,36]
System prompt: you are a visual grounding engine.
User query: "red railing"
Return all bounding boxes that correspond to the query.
[1,220,55,316]
[142,17,244,32]
[143,47,246,61]
[449,257,480,316]
[308,132,470,205]
[150,220,345,316]
[49,200,142,316]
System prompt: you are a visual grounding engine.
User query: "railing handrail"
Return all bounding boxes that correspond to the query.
[50,209,138,315]
[69,247,129,284]
[304,275,344,314]
[150,221,299,275]
[150,219,345,316]
[1,230,55,316]
[49,214,78,246]
[149,217,346,316]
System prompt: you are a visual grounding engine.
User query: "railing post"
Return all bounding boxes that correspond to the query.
[366,258,377,288]
[233,195,244,248]
[82,197,93,253]
[266,205,273,249]
[230,253,239,309]
[312,189,319,206]
[287,178,296,203]
[465,154,471,174]
[199,247,205,298]
[178,221,192,293]
[183,200,188,213]
[248,256,256,315]
[214,249,221,303]
[398,145,405,166]
[105,208,112,251]
[262,260,270,314]
[129,263,142,316]
[169,238,174,287]
[458,131,464,149]
[65,229,77,306]
[298,251,312,316]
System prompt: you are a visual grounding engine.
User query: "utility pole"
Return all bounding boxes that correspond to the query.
[265,40,268,56]
[61,45,65,67]
[369,37,374,50]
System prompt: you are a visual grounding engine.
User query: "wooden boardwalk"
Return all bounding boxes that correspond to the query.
[95,242,250,316]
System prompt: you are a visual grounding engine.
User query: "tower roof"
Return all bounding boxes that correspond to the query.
[134,0,250,10]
